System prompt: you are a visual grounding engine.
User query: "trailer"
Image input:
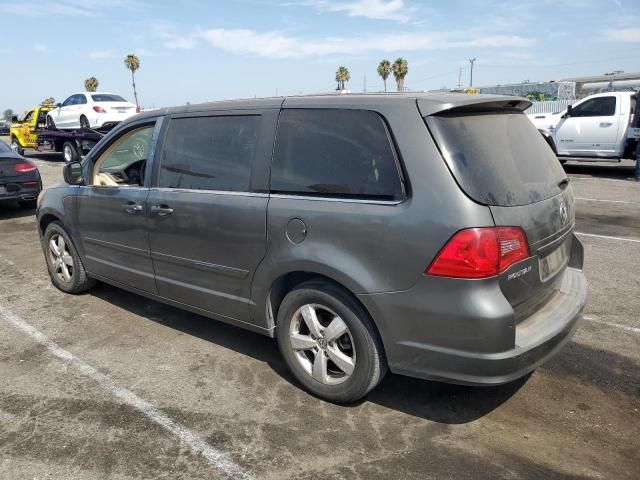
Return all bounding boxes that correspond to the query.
[34,128,106,162]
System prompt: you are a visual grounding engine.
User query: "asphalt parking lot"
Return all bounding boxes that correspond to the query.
[1,139,638,480]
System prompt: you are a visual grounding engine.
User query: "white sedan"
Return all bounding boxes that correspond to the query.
[46,92,138,131]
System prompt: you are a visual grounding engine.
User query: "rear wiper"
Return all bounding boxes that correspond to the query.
[558,178,570,189]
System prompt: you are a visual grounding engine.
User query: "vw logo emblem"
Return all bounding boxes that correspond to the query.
[559,200,568,226]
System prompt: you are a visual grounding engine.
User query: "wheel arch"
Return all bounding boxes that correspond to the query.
[264,270,388,355]
[39,212,62,238]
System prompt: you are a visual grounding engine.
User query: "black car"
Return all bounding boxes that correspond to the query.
[0,121,10,135]
[0,140,42,208]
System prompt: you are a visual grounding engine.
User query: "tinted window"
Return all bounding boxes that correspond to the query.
[427,111,567,206]
[571,96,616,117]
[92,94,127,102]
[62,96,74,107]
[77,94,88,105]
[159,116,259,192]
[271,109,403,199]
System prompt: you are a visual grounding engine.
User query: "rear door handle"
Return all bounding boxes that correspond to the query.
[122,202,143,214]
[150,204,174,216]
[600,122,613,127]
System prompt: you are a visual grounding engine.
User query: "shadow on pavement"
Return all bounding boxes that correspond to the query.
[90,282,526,423]
[0,201,37,220]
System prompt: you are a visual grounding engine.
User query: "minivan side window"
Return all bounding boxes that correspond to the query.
[159,115,259,192]
[571,96,616,117]
[270,109,404,199]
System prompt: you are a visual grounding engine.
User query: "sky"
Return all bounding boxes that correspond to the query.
[0,0,639,114]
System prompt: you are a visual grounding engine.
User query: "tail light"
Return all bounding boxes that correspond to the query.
[426,227,529,278]
[14,162,37,173]
[136,105,141,113]
[93,106,107,113]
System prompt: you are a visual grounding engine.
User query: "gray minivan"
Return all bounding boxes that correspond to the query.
[37,93,587,403]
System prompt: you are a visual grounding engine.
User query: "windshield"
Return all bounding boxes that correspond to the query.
[427,111,567,206]
[92,94,127,102]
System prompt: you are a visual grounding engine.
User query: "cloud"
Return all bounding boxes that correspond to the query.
[88,50,116,59]
[603,28,640,43]
[152,23,199,49]
[296,0,414,23]
[0,0,145,17]
[197,28,535,59]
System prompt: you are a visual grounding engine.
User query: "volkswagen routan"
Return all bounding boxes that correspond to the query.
[37,93,587,402]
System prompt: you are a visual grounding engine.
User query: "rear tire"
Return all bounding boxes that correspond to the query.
[79,115,90,130]
[18,199,37,209]
[276,280,387,403]
[43,222,96,294]
[62,141,78,163]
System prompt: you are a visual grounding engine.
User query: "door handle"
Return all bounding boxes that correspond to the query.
[150,204,174,216]
[600,122,613,127]
[122,202,143,214]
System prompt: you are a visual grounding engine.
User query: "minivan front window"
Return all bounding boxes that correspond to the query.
[427,111,567,207]
[92,125,154,187]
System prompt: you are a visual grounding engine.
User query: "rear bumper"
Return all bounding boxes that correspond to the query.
[358,256,587,386]
[0,177,42,202]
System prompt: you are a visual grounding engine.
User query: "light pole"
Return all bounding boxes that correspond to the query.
[469,58,476,87]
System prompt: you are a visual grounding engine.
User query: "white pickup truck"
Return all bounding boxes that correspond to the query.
[528,91,639,162]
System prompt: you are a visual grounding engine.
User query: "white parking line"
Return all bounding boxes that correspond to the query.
[583,315,640,334]
[575,232,640,244]
[575,197,632,204]
[0,303,253,480]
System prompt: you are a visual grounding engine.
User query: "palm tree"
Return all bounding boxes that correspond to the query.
[392,58,409,92]
[124,53,140,108]
[335,66,351,91]
[377,60,391,92]
[84,77,99,92]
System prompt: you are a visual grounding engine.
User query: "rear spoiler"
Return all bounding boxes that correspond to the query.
[418,94,531,117]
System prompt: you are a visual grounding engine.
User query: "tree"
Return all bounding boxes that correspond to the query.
[377,59,391,92]
[3,109,14,122]
[335,66,351,91]
[84,76,99,92]
[392,57,409,92]
[124,53,140,108]
[42,97,55,105]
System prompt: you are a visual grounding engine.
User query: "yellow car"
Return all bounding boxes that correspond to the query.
[9,105,55,155]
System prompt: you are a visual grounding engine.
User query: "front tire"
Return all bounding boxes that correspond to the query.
[46,115,57,130]
[43,222,96,294]
[276,281,387,403]
[11,138,24,156]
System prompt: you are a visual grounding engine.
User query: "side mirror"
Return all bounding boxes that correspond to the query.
[56,103,62,108]
[563,104,573,118]
[11,115,18,123]
[63,161,84,185]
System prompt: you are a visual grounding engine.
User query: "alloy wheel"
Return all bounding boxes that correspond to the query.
[48,234,74,283]
[289,303,356,385]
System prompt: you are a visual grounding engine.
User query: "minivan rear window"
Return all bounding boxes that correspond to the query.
[426,111,567,206]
